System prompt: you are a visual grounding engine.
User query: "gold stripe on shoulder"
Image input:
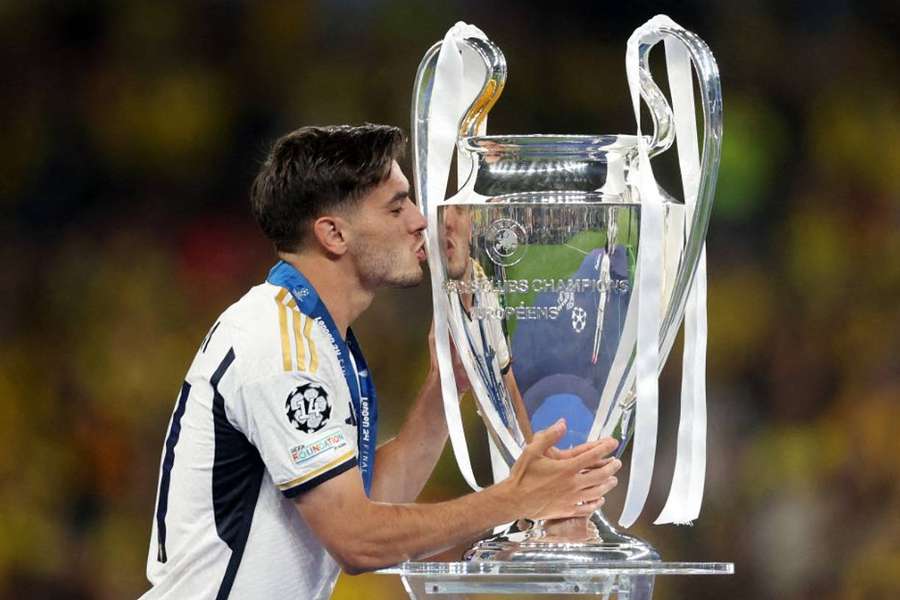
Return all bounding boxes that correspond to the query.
[291,308,307,372]
[286,299,310,372]
[303,315,319,374]
[275,288,292,371]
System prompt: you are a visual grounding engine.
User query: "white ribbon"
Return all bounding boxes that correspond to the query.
[618,18,665,529]
[422,22,491,491]
[619,14,709,527]
[655,29,707,525]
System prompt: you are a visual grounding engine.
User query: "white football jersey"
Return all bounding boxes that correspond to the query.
[141,282,362,600]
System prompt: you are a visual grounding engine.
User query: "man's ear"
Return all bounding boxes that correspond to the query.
[311,215,349,256]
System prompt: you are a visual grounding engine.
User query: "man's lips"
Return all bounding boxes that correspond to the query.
[415,243,427,261]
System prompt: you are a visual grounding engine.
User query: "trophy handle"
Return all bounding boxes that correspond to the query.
[456,37,507,140]
[597,24,722,442]
[411,29,524,490]
[410,41,442,218]
[645,26,723,360]
[638,60,675,158]
[411,36,506,216]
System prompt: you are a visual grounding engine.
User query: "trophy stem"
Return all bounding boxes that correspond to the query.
[533,516,599,542]
[463,508,660,562]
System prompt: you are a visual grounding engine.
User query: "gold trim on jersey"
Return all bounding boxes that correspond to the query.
[303,314,319,373]
[276,289,292,371]
[290,302,307,370]
[275,290,320,374]
[276,450,355,491]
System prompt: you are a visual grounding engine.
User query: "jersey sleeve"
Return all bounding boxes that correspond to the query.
[235,370,359,498]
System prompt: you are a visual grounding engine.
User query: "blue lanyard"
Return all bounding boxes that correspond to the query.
[267,261,378,496]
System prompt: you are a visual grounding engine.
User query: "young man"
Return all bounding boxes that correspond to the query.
[142,124,622,600]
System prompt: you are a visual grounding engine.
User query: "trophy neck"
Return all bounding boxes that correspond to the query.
[461,134,647,198]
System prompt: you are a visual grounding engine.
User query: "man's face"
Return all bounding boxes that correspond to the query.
[346,161,427,289]
[442,205,472,281]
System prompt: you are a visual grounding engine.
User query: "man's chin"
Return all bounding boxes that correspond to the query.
[386,266,425,289]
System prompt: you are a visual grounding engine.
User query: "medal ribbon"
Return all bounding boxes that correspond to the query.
[267,261,379,496]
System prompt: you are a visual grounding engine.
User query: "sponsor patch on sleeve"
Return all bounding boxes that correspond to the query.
[289,428,348,466]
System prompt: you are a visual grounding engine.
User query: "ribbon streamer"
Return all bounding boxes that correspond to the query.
[618,18,665,528]
[655,28,708,525]
[619,14,710,527]
[421,22,491,491]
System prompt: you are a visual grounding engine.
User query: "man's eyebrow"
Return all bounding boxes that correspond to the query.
[388,190,410,204]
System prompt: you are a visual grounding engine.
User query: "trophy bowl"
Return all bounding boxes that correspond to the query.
[413,19,722,563]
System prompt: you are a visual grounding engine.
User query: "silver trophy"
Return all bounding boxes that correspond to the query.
[413,16,722,564]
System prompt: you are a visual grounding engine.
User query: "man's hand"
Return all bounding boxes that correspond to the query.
[295,419,619,573]
[428,320,470,395]
[501,420,621,520]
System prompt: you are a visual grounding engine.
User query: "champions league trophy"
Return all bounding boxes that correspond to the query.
[378,14,732,599]
[417,13,722,560]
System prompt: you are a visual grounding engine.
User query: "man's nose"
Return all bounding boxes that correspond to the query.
[410,205,427,233]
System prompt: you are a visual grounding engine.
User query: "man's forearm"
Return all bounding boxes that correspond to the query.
[298,424,622,576]
[340,480,515,573]
[371,371,448,502]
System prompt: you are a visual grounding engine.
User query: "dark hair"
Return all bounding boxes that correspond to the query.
[250,124,406,252]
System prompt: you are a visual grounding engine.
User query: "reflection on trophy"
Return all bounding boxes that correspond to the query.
[413,14,723,567]
[442,204,533,444]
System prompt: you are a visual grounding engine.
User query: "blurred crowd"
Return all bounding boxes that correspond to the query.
[0,1,897,599]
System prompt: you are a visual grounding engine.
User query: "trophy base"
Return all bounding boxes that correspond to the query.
[464,510,660,562]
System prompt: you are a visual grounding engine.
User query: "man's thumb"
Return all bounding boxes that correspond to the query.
[531,418,566,453]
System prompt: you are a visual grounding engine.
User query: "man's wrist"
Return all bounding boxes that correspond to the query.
[482,478,521,524]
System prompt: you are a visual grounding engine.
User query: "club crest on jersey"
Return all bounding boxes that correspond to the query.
[285,383,332,433]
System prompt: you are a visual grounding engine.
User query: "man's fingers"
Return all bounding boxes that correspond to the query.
[577,461,622,490]
[546,439,602,460]
[571,439,618,469]
[578,479,618,503]
[574,497,605,517]
[528,419,567,454]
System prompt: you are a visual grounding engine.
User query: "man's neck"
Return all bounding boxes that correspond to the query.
[278,251,373,339]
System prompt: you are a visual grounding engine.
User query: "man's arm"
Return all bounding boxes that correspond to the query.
[295,422,621,574]
[370,324,467,503]
[370,370,445,502]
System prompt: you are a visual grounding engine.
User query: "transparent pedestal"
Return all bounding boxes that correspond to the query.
[376,561,733,599]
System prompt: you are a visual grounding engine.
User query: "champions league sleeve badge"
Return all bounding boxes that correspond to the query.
[285,382,332,433]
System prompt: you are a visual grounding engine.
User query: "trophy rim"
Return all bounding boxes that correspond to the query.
[462,133,652,155]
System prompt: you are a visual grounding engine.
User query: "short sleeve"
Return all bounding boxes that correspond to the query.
[236,371,359,498]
